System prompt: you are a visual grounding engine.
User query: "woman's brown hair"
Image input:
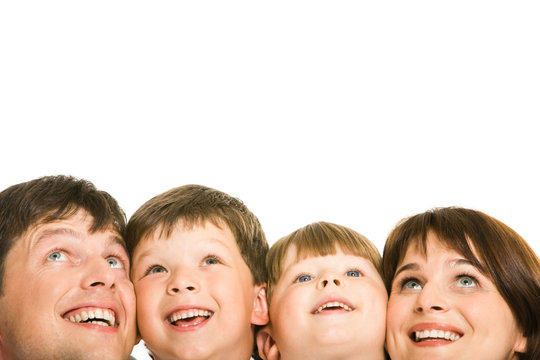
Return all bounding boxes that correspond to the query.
[383,207,540,360]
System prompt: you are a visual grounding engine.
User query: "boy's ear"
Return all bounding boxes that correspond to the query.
[256,325,280,360]
[251,284,269,326]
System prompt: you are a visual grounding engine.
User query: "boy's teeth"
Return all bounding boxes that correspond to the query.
[314,301,352,314]
[64,308,116,327]
[169,309,213,324]
[414,329,461,342]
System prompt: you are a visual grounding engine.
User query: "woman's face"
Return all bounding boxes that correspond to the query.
[386,233,526,360]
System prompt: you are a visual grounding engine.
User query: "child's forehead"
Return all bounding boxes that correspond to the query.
[283,244,364,267]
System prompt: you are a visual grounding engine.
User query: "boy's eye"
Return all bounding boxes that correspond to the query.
[107,257,123,269]
[202,256,221,266]
[145,265,167,275]
[457,275,477,288]
[346,270,361,277]
[47,251,67,262]
[295,274,313,283]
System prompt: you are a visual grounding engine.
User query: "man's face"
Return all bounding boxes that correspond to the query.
[0,210,137,360]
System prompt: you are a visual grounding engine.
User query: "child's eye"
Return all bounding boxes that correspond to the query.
[400,277,423,291]
[202,256,222,266]
[145,265,167,276]
[456,275,477,288]
[47,251,67,262]
[107,257,124,269]
[345,269,361,277]
[295,274,313,283]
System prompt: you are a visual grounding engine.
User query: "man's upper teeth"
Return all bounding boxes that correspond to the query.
[415,329,461,341]
[169,309,212,323]
[315,301,352,313]
[64,308,115,327]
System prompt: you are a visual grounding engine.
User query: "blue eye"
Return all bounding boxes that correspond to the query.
[202,256,221,266]
[457,276,477,288]
[47,251,67,262]
[107,257,123,269]
[401,278,422,290]
[296,274,312,283]
[146,265,167,275]
[346,270,361,277]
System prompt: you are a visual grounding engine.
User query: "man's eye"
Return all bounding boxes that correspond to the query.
[346,270,361,277]
[107,257,123,269]
[295,274,312,283]
[47,251,67,262]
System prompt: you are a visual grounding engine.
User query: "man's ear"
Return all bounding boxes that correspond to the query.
[256,325,280,360]
[251,284,269,326]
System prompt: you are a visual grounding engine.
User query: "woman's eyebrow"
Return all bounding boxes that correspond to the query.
[394,262,419,277]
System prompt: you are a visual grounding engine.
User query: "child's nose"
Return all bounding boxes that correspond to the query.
[319,275,341,289]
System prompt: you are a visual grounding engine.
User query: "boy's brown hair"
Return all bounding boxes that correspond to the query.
[126,184,268,285]
[266,221,382,303]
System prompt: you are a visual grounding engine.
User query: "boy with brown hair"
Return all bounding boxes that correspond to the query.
[126,184,269,360]
[257,221,387,360]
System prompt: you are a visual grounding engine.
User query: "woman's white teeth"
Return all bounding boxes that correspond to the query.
[314,301,352,313]
[415,329,461,341]
[65,309,115,327]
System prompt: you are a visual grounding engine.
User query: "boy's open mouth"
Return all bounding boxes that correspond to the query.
[63,307,117,327]
[167,309,214,327]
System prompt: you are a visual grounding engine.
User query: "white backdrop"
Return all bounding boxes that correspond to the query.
[1,2,539,359]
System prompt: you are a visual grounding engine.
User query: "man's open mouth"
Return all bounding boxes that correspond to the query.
[167,309,213,327]
[63,308,117,327]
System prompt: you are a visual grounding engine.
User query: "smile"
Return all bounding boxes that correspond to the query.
[167,308,213,327]
[63,307,117,327]
[412,329,462,342]
[313,301,353,314]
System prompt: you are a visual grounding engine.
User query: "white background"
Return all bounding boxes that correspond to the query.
[1,2,539,359]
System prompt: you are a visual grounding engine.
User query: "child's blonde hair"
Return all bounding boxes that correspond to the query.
[266,221,381,303]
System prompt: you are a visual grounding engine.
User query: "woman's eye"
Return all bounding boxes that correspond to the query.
[107,257,123,269]
[47,251,67,262]
[146,265,167,275]
[402,279,422,290]
[457,276,477,288]
[346,270,361,277]
[295,274,312,283]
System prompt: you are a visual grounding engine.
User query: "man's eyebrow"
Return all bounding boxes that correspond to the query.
[37,228,83,243]
[106,234,128,251]
[394,262,420,277]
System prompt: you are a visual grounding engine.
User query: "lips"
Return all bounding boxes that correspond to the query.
[312,298,355,314]
[409,323,463,344]
[167,308,213,328]
[63,306,118,327]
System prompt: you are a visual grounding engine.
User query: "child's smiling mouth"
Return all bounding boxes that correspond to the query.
[167,309,214,327]
[312,300,354,314]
